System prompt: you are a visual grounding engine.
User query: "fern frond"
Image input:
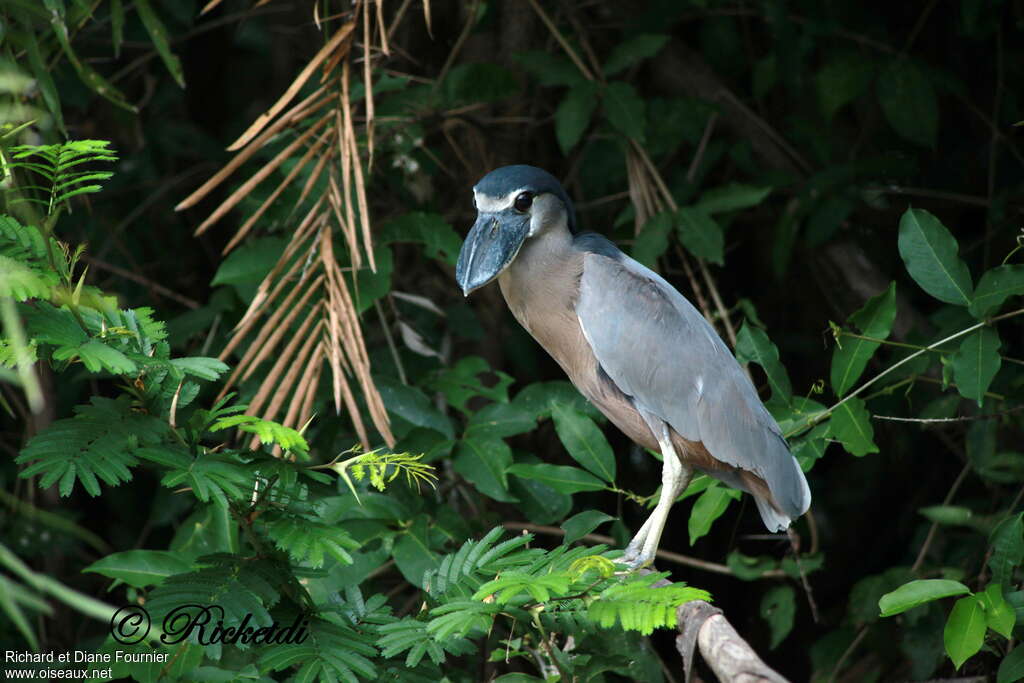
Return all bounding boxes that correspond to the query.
[259,617,377,683]
[378,617,475,667]
[146,563,277,629]
[263,516,359,569]
[588,574,712,636]
[139,446,255,508]
[212,414,310,458]
[7,140,117,213]
[16,396,169,496]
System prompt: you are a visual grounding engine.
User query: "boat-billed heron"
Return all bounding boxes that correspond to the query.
[455,165,811,568]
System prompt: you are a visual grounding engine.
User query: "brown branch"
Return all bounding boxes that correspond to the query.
[676,599,789,683]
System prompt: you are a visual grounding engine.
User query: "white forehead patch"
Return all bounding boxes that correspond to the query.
[473,187,530,212]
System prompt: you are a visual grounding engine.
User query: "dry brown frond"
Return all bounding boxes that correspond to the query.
[179,2,393,452]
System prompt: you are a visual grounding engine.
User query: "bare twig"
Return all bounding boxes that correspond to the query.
[912,463,971,574]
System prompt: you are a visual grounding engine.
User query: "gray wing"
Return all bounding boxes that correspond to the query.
[575,251,811,526]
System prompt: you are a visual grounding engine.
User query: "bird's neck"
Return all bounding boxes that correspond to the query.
[498,224,582,353]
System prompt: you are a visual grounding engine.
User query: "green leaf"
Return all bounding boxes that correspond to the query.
[817,54,875,120]
[465,402,536,440]
[831,282,898,396]
[919,505,975,527]
[552,404,616,483]
[970,264,1024,318]
[760,585,796,649]
[735,322,792,404]
[945,595,986,670]
[169,356,229,381]
[877,59,938,147]
[989,514,1024,588]
[211,415,309,457]
[688,485,739,545]
[443,63,518,105]
[264,517,358,569]
[376,376,454,438]
[898,208,973,305]
[879,579,970,617]
[555,82,599,154]
[588,573,711,635]
[83,550,191,588]
[695,184,772,215]
[210,236,287,289]
[951,328,1001,406]
[830,397,878,456]
[48,15,136,112]
[602,34,669,76]
[998,644,1024,683]
[632,212,673,268]
[383,212,461,266]
[17,397,168,497]
[512,380,600,421]
[513,51,584,87]
[562,510,614,545]
[19,32,65,134]
[507,463,605,494]
[603,81,646,141]
[134,0,185,87]
[980,584,1015,639]
[393,516,439,589]
[674,207,724,265]
[453,438,517,502]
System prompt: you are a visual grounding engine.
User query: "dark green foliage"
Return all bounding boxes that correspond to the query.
[2,2,1024,681]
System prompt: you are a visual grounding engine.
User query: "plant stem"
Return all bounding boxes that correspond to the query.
[803,308,1024,434]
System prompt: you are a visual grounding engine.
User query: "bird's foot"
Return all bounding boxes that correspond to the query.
[618,545,654,572]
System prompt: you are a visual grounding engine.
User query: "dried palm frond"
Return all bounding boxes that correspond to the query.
[176,1,395,448]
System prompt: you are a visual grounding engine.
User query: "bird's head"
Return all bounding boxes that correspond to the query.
[456,165,576,296]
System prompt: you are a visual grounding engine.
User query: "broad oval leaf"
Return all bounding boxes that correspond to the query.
[695,184,772,215]
[944,595,987,670]
[507,463,605,494]
[562,510,614,545]
[602,34,669,76]
[898,208,973,306]
[877,59,938,148]
[453,438,517,503]
[989,514,1024,588]
[84,550,191,588]
[817,54,875,120]
[760,585,796,650]
[970,264,1024,319]
[688,485,739,545]
[830,397,878,457]
[998,641,1024,683]
[951,327,1002,406]
[552,404,616,483]
[603,81,646,142]
[878,579,970,617]
[632,212,673,268]
[980,583,1015,639]
[830,282,898,396]
[735,322,792,405]
[556,82,599,154]
[674,207,724,266]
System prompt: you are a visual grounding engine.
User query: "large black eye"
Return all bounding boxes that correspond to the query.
[513,192,534,212]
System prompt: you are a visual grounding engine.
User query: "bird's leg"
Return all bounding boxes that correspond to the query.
[622,426,693,569]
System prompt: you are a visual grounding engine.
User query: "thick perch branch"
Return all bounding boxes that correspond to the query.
[676,600,789,683]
